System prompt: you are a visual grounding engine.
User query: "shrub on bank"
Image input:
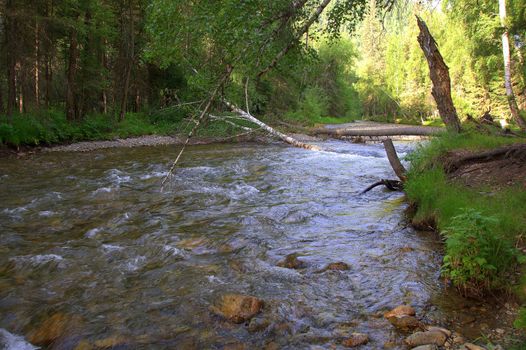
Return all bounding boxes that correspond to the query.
[405,132,526,297]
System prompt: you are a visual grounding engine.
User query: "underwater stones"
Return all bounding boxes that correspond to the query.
[388,316,421,331]
[210,294,264,323]
[384,305,420,332]
[410,346,438,350]
[277,253,305,269]
[27,313,76,346]
[247,317,270,333]
[384,305,416,319]
[405,331,447,347]
[324,262,350,271]
[463,343,487,350]
[342,332,369,347]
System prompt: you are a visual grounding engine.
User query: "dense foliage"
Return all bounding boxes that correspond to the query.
[1,0,525,146]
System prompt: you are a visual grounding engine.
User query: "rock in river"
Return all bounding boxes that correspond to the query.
[384,305,420,331]
[277,253,305,269]
[405,331,447,347]
[342,333,369,347]
[387,316,421,332]
[28,313,78,346]
[384,305,416,319]
[324,262,350,271]
[211,294,264,323]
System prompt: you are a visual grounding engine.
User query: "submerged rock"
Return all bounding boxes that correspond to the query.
[27,313,76,346]
[93,335,129,349]
[463,343,487,350]
[247,317,270,333]
[405,331,447,347]
[324,262,350,271]
[342,333,369,347]
[411,346,438,350]
[424,326,451,337]
[384,305,416,319]
[384,305,420,332]
[210,294,264,323]
[277,253,305,269]
[387,316,421,331]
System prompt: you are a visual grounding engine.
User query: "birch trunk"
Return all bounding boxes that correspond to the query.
[499,0,526,131]
[223,100,320,151]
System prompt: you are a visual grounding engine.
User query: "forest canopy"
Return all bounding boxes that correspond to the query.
[0,0,525,145]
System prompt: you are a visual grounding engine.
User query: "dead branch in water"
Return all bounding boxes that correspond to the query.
[361,138,406,194]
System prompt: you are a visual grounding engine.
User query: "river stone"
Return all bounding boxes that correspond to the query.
[342,333,369,347]
[463,343,487,350]
[405,331,447,347]
[277,253,305,269]
[387,315,421,331]
[425,326,452,337]
[411,346,438,350]
[93,335,128,349]
[325,262,350,271]
[247,317,270,332]
[210,294,264,323]
[28,313,72,346]
[384,305,416,319]
[74,340,93,350]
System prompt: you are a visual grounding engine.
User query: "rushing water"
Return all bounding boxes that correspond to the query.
[0,140,511,349]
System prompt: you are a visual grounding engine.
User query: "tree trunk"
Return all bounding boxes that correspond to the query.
[224,100,320,151]
[383,138,407,181]
[416,16,462,133]
[34,21,40,108]
[5,0,17,120]
[499,0,526,131]
[66,27,79,121]
[119,2,135,121]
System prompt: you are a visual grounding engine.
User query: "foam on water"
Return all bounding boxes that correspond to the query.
[0,329,38,350]
[85,228,102,238]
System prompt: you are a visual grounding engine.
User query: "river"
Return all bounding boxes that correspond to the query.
[0,140,513,349]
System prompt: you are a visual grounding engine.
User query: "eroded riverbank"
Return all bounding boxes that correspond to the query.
[0,141,521,349]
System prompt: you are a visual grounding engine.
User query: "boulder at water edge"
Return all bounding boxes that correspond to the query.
[405,331,447,347]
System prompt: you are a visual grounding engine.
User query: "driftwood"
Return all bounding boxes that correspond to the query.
[383,139,407,182]
[312,125,443,137]
[223,100,321,151]
[445,143,526,172]
[416,16,462,133]
[362,138,406,194]
[361,179,403,194]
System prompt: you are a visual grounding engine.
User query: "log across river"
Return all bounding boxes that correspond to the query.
[0,140,516,349]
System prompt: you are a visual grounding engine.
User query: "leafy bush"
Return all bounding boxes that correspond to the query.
[442,209,522,295]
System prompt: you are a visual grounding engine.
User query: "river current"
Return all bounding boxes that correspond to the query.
[0,140,501,349]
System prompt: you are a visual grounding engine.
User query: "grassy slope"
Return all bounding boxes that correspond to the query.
[404,131,526,334]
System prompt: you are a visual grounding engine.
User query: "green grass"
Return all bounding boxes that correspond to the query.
[405,131,526,297]
[0,109,262,147]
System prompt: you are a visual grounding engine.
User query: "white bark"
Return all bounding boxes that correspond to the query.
[499,0,526,130]
[223,100,321,151]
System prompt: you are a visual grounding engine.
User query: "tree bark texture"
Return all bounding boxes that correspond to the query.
[5,0,17,120]
[383,138,407,181]
[66,27,79,121]
[416,16,462,133]
[499,0,526,131]
[119,2,135,121]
